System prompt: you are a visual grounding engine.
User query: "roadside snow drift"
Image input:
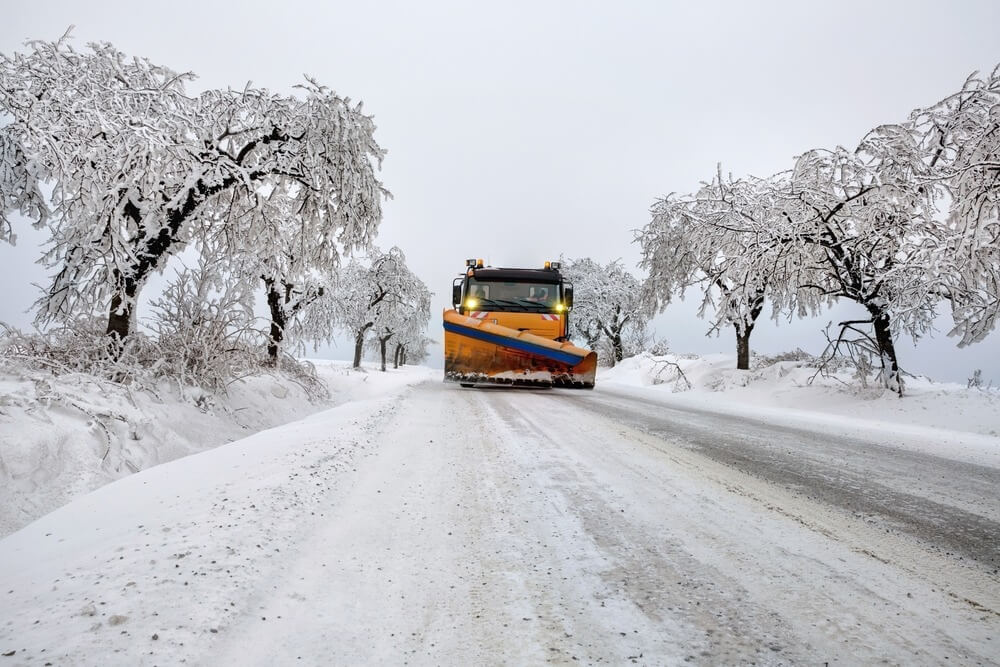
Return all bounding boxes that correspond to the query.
[600,352,1000,466]
[0,364,435,665]
[0,361,419,536]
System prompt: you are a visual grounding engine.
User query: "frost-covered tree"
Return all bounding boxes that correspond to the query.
[637,65,999,392]
[367,270,430,371]
[639,171,795,370]
[331,247,423,369]
[146,252,259,390]
[774,126,940,395]
[1,34,197,338]
[0,33,386,352]
[561,257,647,366]
[393,333,433,368]
[219,177,380,364]
[913,65,1000,346]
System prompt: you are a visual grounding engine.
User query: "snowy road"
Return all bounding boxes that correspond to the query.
[2,378,999,665]
[577,388,1000,570]
[209,382,1000,664]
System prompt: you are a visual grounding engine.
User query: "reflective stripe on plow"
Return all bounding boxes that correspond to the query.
[443,322,585,366]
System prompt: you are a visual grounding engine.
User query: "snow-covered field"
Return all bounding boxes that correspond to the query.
[1,355,998,664]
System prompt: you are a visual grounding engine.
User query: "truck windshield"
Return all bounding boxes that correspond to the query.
[466,279,560,310]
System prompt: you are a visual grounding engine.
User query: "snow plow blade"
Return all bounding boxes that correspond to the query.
[443,309,597,389]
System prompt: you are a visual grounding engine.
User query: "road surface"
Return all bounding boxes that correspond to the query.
[2,379,998,665]
[213,381,1000,665]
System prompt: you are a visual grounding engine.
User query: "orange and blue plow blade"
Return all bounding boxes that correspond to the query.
[443,309,597,388]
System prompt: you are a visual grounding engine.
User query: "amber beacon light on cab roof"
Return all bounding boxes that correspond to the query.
[442,258,597,389]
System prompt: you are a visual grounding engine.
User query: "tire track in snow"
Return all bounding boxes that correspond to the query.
[478,387,815,664]
[213,381,639,664]
[482,386,998,664]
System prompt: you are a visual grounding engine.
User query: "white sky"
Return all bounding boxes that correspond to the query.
[2,0,999,382]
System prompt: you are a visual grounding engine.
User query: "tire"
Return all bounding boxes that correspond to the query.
[460,383,475,388]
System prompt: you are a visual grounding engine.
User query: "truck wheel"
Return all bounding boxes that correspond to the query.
[460,383,474,388]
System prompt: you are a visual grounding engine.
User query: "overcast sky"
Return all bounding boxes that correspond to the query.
[2,0,999,382]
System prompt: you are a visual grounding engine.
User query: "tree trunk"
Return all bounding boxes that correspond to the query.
[869,307,902,396]
[607,310,625,366]
[378,335,393,372]
[610,334,623,366]
[597,320,622,367]
[105,275,138,354]
[265,281,287,366]
[732,290,764,371]
[393,343,402,369]
[735,323,754,371]
[353,331,365,368]
[353,319,377,368]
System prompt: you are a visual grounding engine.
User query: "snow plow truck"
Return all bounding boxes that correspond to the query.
[443,259,597,389]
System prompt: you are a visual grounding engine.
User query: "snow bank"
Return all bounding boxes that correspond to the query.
[600,352,1000,465]
[0,372,429,666]
[0,360,435,537]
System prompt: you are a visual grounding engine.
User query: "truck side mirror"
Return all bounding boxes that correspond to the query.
[563,284,574,308]
[452,280,463,308]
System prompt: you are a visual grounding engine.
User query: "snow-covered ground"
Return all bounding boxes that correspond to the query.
[602,352,1000,466]
[1,355,998,664]
[0,361,430,537]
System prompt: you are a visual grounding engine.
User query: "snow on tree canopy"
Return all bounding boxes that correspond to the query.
[913,65,1000,347]
[302,247,430,369]
[0,129,47,244]
[638,170,810,370]
[0,31,387,346]
[561,257,648,366]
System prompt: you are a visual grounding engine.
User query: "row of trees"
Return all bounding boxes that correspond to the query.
[0,33,430,380]
[5,35,994,389]
[303,246,432,370]
[637,65,1000,394]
